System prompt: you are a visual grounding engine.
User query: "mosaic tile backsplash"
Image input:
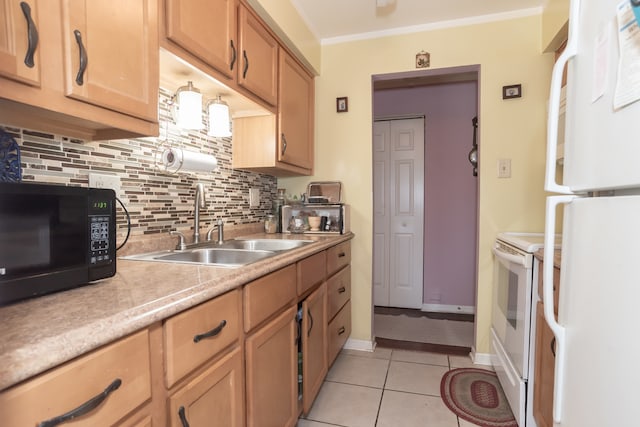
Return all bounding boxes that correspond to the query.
[1,88,277,244]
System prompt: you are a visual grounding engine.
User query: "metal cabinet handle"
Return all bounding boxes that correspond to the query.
[338,286,346,294]
[307,308,314,337]
[338,252,346,258]
[242,50,249,78]
[281,133,287,156]
[230,40,236,71]
[193,319,227,343]
[338,326,346,335]
[37,379,121,427]
[20,2,38,68]
[73,29,88,86]
[550,336,556,358]
[178,406,190,427]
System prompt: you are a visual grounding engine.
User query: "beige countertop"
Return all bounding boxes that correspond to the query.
[0,232,353,391]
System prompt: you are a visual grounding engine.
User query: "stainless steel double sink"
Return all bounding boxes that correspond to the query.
[121,238,313,268]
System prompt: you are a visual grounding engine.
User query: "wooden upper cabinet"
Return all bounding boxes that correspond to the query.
[61,0,158,122]
[237,3,278,106]
[0,0,41,87]
[279,50,314,171]
[165,0,237,80]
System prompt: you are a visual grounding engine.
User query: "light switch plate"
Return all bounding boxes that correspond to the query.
[249,188,260,207]
[497,159,511,178]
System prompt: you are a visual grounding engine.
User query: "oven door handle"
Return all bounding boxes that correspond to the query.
[492,245,527,267]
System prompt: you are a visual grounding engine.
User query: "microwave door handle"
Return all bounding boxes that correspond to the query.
[491,245,527,268]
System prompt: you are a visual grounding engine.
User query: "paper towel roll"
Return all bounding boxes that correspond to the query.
[161,147,218,173]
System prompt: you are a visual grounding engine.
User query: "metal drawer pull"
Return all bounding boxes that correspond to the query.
[37,378,122,427]
[73,29,87,86]
[338,286,346,293]
[242,50,249,78]
[338,326,346,335]
[20,2,38,68]
[230,40,236,70]
[178,406,190,427]
[307,308,314,337]
[193,319,227,343]
[338,252,346,258]
[550,336,556,357]
[281,133,287,156]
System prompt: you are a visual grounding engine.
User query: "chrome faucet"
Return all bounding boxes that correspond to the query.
[206,218,224,244]
[193,183,206,244]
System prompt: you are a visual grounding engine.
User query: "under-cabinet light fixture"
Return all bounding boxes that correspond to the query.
[207,95,232,137]
[172,81,203,130]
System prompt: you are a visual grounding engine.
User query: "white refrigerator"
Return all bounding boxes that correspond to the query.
[544,0,640,426]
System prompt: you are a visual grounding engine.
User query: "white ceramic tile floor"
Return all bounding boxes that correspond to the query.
[297,348,493,427]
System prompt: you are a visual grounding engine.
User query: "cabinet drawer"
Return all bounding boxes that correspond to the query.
[327,241,351,276]
[168,346,244,427]
[0,329,151,427]
[244,265,297,333]
[165,289,241,388]
[327,265,351,321]
[297,250,326,295]
[327,301,351,365]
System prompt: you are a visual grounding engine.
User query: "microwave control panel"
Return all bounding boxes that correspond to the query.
[89,216,111,264]
[87,196,114,265]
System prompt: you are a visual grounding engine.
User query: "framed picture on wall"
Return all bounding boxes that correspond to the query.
[336,97,348,113]
[502,84,522,99]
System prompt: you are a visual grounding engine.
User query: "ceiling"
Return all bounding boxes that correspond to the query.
[291,0,546,42]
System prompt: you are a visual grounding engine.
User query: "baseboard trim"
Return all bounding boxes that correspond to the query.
[471,350,493,366]
[421,303,475,315]
[344,338,376,352]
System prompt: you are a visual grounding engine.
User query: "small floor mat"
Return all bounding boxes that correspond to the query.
[440,368,517,427]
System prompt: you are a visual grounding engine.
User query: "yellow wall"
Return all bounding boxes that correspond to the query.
[280,15,554,355]
[542,0,570,52]
[246,0,321,74]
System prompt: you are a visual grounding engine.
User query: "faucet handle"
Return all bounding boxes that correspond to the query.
[206,219,225,244]
[170,230,187,250]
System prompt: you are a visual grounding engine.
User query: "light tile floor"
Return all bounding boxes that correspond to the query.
[297,347,492,427]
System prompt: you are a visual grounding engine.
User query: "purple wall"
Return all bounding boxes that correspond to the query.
[373,81,478,308]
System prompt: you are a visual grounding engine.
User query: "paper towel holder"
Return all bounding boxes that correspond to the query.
[153,140,219,175]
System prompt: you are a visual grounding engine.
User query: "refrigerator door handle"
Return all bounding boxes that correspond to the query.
[544,195,578,424]
[545,0,581,195]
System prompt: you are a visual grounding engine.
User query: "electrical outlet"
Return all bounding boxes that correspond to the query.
[89,173,121,195]
[497,158,511,178]
[249,188,260,208]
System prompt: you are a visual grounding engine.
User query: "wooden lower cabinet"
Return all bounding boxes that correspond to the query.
[327,300,351,365]
[168,346,244,427]
[533,301,556,427]
[302,282,328,414]
[245,305,298,427]
[0,330,151,426]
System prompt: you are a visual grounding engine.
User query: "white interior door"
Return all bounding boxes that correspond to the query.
[373,118,424,308]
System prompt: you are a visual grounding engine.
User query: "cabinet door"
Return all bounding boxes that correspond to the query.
[278,50,314,170]
[302,282,327,414]
[237,4,278,106]
[165,0,236,80]
[61,0,158,121]
[0,0,41,86]
[533,301,555,427]
[245,305,297,427]
[168,347,244,427]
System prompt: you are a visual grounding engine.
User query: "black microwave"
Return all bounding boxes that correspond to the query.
[0,182,117,305]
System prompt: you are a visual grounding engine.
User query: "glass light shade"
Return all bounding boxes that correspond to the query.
[208,96,232,137]
[175,82,203,130]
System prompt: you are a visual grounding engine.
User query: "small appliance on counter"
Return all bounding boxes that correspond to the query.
[0,182,117,305]
[281,181,350,235]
